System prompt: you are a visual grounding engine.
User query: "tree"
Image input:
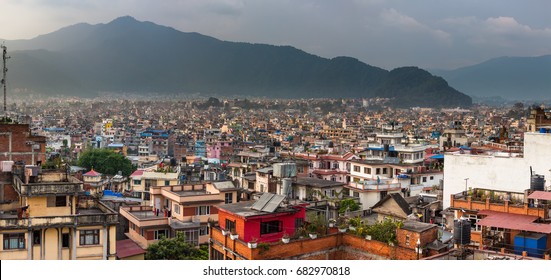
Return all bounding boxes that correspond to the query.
[77,148,135,177]
[145,232,208,260]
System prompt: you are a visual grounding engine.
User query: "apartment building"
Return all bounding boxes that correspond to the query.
[0,166,118,260]
[120,181,239,249]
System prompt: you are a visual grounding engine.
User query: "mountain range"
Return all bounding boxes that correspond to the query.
[430,55,551,101]
[3,16,475,107]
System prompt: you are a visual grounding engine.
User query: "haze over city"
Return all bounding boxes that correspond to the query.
[2,0,551,70]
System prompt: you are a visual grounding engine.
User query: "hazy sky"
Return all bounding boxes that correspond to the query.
[2,0,550,70]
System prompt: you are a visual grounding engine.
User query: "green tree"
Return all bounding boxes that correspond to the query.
[338,198,360,214]
[77,148,135,177]
[145,233,208,260]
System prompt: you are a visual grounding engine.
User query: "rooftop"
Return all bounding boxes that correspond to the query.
[216,200,298,219]
[295,177,345,188]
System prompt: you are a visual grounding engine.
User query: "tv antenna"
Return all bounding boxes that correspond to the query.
[1,43,10,119]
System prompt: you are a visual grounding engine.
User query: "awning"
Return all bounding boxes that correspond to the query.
[527,191,551,201]
[476,210,551,234]
[430,154,444,160]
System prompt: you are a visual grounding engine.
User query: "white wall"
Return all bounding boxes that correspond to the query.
[443,132,551,208]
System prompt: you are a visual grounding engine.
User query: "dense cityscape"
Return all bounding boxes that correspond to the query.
[1,94,551,261]
[1,5,551,278]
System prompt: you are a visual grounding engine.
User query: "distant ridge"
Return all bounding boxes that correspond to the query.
[430,55,551,101]
[4,16,471,108]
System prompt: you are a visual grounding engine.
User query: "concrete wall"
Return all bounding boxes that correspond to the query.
[444,133,551,208]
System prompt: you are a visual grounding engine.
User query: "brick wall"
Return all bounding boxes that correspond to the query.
[210,226,422,260]
[0,124,46,164]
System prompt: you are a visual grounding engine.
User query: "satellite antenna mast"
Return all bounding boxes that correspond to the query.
[1,43,10,119]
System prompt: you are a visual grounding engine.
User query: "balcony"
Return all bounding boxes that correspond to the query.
[347,181,401,192]
[13,175,83,197]
[120,205,168,228]
[0,201,118,229]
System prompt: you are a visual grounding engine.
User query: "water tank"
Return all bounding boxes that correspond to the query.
[454,220,471,245]
[530,175,545,191]
[281,178,293,197]
[273,163,297,178]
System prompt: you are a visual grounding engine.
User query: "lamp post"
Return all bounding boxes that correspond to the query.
[416,238,421,260]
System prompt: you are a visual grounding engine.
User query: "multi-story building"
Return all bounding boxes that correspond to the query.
[119,181,239,249]
[128,169,179,204]
[0,166,118,260]
[0,124,46,165]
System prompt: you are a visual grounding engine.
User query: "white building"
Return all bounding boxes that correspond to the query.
[443,132,551,209]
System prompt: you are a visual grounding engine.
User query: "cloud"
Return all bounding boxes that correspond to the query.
[380,8,451,44]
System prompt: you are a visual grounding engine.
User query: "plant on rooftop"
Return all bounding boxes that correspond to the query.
[363,218,403,245]
[338,198,360,214]
[145,232,207,260]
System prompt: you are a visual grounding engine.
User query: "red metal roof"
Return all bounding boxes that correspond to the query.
[527,191,551,201]
[116,239,145,259]
[130,170,144,177]
[83,169,101,177]
[476,210,551,234]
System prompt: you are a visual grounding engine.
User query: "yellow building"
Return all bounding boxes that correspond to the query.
[0,166,118,260]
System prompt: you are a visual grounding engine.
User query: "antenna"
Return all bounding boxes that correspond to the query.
[1,43,10,119]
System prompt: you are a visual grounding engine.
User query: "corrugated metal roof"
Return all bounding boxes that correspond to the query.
[476,210,551,234]
[527,191,551,201]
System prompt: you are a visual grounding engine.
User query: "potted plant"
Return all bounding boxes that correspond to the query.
[349,216,362,231]
[338,223,348,233]
[221,229,229,236]
[230,229,239,240]
[307,224,318,239]
[281,233,290,244]
[328,219,336,228]
[248,237,258,248]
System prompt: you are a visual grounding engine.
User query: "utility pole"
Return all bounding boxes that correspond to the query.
[1,43,10,119]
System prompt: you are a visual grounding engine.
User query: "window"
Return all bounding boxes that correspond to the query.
[154,229,168,240]
[196,206,210,215]
[174,204,180,215]
[376,168,381,175]
[3,233,25,250]
[430,176,434,180]
[211,248,224,260]
[405,235,410,246]
[47,196,67,207]
[79,230,99,246]
[133,179,141,185]
[225,219,236,233]
[363,167,371,174]
[353,166,360,172]
[295,218,304,230]
[165,180,170,186]
[62,233,70,248]
[130,222,136,231]
[225,193,233,204]
[333,163,339,169]
[260,220,282,235]
[180,229,199,246]
[353,191,360,198]
[383,168,388,174]
[199,226,210,236]
[33,230,41,245]
[422,177,427,183]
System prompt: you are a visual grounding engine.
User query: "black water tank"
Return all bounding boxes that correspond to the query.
[454,220,471,245]
[530,175,545,191]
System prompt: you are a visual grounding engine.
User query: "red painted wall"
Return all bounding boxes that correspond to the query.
[218,206,306,243]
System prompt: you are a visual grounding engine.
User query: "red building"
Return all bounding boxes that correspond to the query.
[215,193,307,243]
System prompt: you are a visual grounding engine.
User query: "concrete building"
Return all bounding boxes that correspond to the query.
[0,167,118,260]
[443,132,551,209]
[120,181,239,249]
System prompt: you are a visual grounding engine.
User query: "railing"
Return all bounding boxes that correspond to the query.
[0,212,118,229]
[13,176,83,196]
[348,181,401,191]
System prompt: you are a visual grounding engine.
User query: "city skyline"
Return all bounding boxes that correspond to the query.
[1,0,550,70]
